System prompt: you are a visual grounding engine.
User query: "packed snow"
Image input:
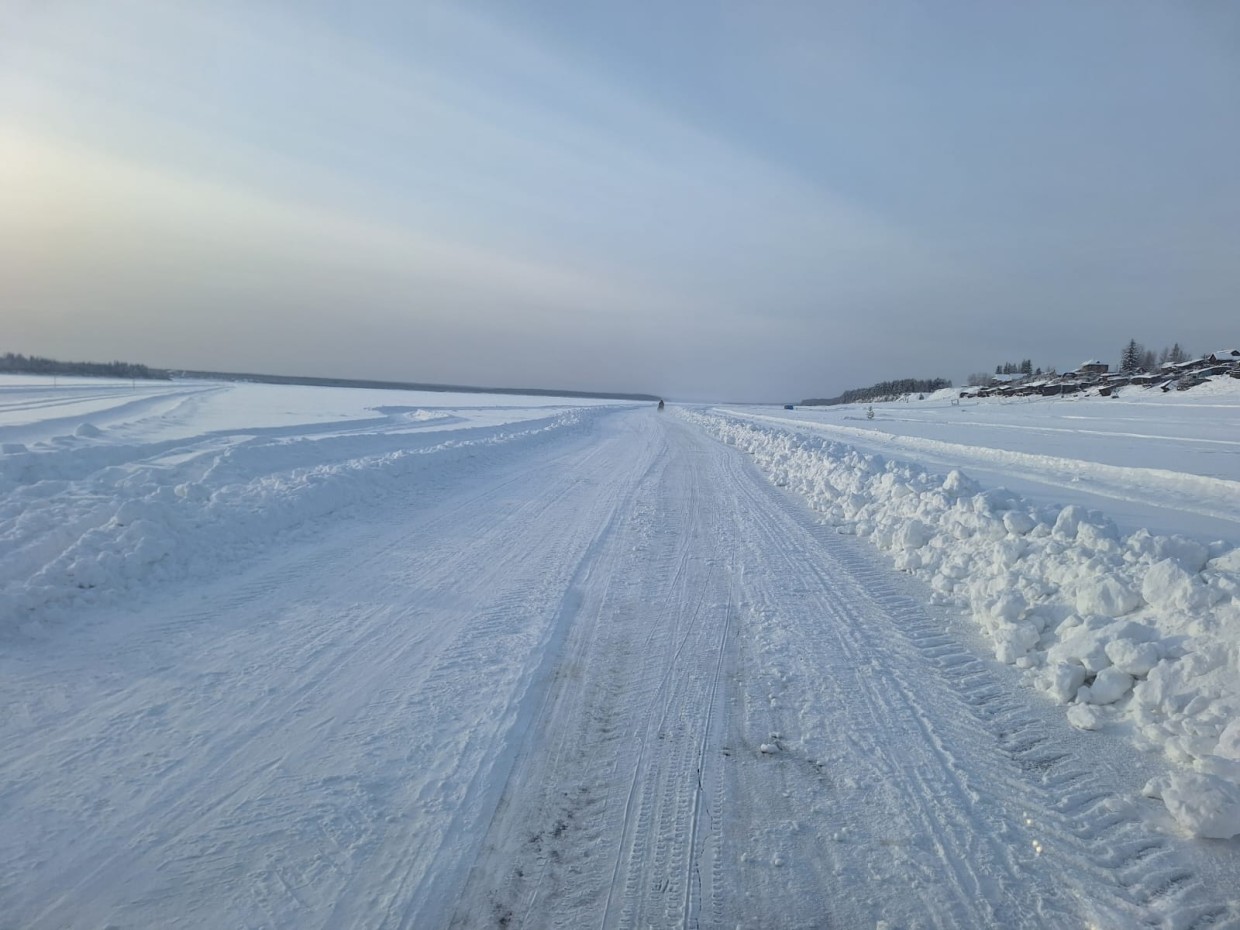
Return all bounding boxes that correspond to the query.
[2,374,1238,928]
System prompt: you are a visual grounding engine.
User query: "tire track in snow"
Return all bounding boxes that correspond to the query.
[0,408,650,930]
[451,416,740,930]
[723,453,1021,928]
[832,552,1240,929]
[683,551,734,929]
[0,433,564,775]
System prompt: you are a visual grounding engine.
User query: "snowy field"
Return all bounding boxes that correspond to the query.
[727,382,1240,545]
[2,375,1239,928]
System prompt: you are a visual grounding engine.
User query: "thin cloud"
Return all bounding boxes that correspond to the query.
[2,0,1236,398]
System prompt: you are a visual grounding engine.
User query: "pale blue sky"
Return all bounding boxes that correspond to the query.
[2,1,1237,399]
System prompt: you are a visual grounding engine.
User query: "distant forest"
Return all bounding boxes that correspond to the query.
[1,352,170,380]
[802,377,952,406]
[177,368,660,402]
[1,352,660,401]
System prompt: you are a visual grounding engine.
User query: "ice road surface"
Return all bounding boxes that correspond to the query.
[1,376,1238,928]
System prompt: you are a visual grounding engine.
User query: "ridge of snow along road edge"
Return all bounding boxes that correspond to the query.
[682,409,1240,840]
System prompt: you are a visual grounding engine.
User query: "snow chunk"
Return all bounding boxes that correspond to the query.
[1086,667,1134,705]
[895,519,932,551]
[1052,505,1087,539]
[1078,522,1121,557]
[1141,558,1208,613]
[1075,574,1141,618]
[1158,772,1240,839]
[1129,531,1211,573]
[1048,617,1112,674]
[942,469,979,498]
[73,422,102,438]
[1039,662,1087,704]
[989,591,1028,624]
[1104,638,1162,677]
[1165,539,1210,574]
[1067,703,1103,730]
[1002,510,1036,536]
[1137,649,1226,717]
[1217,719,1240,761]
[993,622,1040,665]
[1208,548,1240,574]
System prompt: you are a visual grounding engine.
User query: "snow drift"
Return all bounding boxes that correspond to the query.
[0,399,594,637]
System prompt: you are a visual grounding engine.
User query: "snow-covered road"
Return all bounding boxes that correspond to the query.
[2,381,1239,927]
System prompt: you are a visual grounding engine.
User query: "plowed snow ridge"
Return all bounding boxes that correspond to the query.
[685,408,1240,841]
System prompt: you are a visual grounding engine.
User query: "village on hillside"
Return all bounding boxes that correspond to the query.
[962,348,1240,399]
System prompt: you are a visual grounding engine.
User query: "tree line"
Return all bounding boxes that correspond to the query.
[0,352,170,380]
[802,377,953,406]
[1119,340,1190,372]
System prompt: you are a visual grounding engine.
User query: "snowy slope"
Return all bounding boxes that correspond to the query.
[1,378,1238,928]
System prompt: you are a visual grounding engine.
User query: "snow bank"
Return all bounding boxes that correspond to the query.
[1,409,593,637]
[685,409,1240,838]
